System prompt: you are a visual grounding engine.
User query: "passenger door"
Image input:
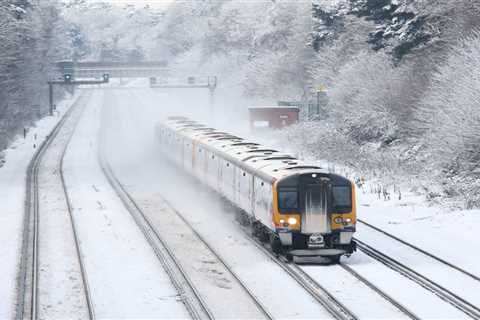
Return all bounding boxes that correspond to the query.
[301,182,330,234]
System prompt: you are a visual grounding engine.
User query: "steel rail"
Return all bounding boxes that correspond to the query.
[356,239,480,320]
[97,102,213,320]
[99,159,214,320]
[242,231,358,320]
[339,263,419,320]
[16,91,92,320]
[103,165,274,319]
[153,197,274,320]
[59,91,95,320]
[358,218,480,282]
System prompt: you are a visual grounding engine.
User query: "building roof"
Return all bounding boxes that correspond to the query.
[248,106,299,110]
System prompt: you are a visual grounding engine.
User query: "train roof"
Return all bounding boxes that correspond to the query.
[161,117,330,183]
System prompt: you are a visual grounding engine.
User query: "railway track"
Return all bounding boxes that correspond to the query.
[355,238,480,320]
[98,112,212,320]
[16,91,94,320]
[242,232,358,320]
[358,219,480,282]
[239,224,425,319]
[338,263,419,319]
[98,103,272,320]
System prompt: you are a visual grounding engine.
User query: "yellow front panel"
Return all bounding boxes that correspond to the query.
[272,181,301,231]
[331,183,356,230]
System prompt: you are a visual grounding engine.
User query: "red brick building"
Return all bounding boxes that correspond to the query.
[248,106,299,130]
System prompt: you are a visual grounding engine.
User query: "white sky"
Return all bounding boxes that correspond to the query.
[85,0,175,8]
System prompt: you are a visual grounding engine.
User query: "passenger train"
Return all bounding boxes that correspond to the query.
[155,117,356,263]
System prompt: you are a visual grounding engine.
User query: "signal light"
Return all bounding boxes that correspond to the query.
[103,73,109,82]
[64,74,72,83]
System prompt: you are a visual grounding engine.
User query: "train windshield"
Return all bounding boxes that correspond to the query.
[332,186,352,213]
[278,187,298,213]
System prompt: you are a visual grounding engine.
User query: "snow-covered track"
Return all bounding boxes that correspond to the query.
[356,239,480,320]
[243,227,424,319]
[98,133,213,320]
[242,233,357,320]
[16,91,94,320]
[58,96,95,320]
[159,197,275,320]
[338,263,419,319]
[358,219,480,282]
[98,158,274,319]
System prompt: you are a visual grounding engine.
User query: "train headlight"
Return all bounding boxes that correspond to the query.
[287,217,297,225]
[279,219,285,224]
[334,217,352,225]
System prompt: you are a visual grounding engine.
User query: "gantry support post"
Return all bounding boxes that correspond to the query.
[47,74,109,116]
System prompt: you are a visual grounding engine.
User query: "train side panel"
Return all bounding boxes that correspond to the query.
[252,177,274,230]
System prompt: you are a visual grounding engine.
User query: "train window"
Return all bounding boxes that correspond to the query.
[332,186,352,213]
[278,187,298,213]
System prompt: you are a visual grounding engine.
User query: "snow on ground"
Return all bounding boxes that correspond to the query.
[300,264,410,319]
[345,251,467,318]
[0,92,79,319]
[356,189,480,277]
[62,89,188,318]
[354,223,480,313]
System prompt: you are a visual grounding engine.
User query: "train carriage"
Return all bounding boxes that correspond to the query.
[155,117,356,263]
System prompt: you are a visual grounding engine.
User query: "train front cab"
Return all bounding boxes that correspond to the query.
[272,171,356,262]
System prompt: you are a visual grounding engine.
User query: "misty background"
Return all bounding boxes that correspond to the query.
[1,0,480,207]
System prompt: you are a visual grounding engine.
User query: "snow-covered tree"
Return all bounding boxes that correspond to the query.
[0,0,69,151]
[418,30,480,205]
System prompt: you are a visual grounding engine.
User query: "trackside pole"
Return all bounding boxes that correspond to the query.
[208,76,217,115]
[209,87,215,115]
[49,83,54,116]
